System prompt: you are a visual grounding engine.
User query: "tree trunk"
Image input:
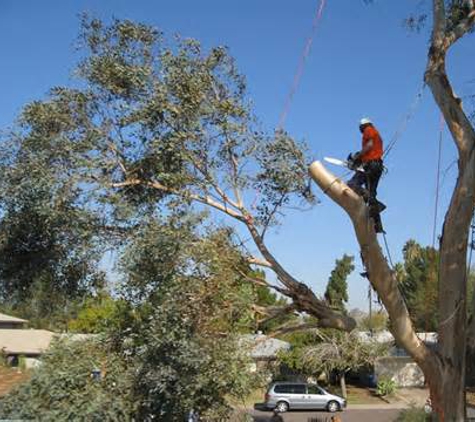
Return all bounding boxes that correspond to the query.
[340,372,347,400]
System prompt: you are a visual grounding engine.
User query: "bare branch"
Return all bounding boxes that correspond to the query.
[432,0,446,47]
[445,10,475,47]
[110,178,246,221]
[247,256,272,268]
[244,217,356,331]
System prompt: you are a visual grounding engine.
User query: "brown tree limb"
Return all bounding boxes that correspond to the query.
[244,218,356,331]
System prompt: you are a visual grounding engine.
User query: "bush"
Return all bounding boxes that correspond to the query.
[376,377,397,397]
[0,338,135,421]
[396,406,430,422]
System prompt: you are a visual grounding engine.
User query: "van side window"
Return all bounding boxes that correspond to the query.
[274,385,291,394]
[307,385,322,395]
[291,384,306,394]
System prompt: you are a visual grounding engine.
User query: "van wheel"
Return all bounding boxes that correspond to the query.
[275,401,289,413]
[327,400,340,412]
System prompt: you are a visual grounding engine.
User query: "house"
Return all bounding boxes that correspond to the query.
[240,332,291,372]
[358,330,437,387]
[0,313,28,330]
[0,329,55,369]
[0,312,95,369]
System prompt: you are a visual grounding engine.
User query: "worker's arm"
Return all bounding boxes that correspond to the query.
[354,136,375,160]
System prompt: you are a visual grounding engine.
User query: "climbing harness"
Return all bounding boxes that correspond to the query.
[278,0,327,129]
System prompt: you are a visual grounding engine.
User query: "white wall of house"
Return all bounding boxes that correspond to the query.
[375,356,425,387]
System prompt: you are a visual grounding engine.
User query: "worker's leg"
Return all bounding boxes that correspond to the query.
[365,160,385,212]
[365,160,383,200]
[365,160,385,233]
[348,171,368,199]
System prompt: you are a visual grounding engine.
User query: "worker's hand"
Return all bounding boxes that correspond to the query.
[347,152,361,170]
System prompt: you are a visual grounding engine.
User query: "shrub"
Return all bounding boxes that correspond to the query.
[376,377,397,397]
[396,406,430,421]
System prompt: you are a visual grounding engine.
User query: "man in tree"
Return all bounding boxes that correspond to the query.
[347,118,385,233]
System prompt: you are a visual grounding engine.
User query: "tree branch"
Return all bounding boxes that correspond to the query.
[247,256,273,268]
[432,0,446,48]
[309,161,439,373]
[445,10,475,48]
[110,178,246,221]
[244,217,356,331]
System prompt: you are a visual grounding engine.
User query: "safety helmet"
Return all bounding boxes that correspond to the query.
[359,117,372,126]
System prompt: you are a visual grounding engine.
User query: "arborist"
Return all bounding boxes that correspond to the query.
[347,118,386,233]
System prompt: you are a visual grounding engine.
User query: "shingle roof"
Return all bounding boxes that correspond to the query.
[0,329,54,355]
[0,313,27,324]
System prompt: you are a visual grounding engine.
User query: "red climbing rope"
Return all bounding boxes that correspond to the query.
[278,0,327,130]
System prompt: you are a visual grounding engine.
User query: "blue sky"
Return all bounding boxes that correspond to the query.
[1,0,474,310]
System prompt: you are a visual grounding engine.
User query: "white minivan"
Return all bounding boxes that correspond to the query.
[264,382,346,413]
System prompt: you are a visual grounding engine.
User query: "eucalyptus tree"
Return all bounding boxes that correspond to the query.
[3,17,354,331]
[311,1,475,418]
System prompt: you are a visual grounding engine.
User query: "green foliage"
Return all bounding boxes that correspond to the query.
[129,301,255,421]
[359,311,388,332]
[0,339,135,421]
[397,240,439,331]
[0,220,259,421]
[396,406,430,422]
[112,215,258,420]
[67,293,125,333]
[278,330,324,375]
[279,329,388,379]
[376,376,397,397]
[324,254,354,312]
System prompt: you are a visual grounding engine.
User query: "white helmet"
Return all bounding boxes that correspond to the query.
[359,117,372,126]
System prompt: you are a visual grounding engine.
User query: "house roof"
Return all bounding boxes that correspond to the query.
[241,333,291,359]
[0,313,27,324]
[0,329,55,355]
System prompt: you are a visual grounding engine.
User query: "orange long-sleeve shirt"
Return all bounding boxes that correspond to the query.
[360,125,383,162]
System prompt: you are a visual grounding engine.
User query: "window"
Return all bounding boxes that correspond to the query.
[273,384,306,394]
[307,385,323,395]
[274,384,292,394]
[290,384,306,394]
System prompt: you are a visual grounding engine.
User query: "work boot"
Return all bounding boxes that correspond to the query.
[373,215,385,234]
[376,200,386,213]
[369,198,386,214]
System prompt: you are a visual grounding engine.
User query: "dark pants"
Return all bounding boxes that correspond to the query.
[348,159,383,204]
[348,159,385,232]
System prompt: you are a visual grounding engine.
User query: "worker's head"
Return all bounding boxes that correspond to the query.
[359,117,373,132]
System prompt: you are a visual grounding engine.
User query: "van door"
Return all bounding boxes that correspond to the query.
[305,385,328,409]
[288,384,307,409]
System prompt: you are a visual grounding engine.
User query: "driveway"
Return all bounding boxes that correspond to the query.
[250,409,400,422]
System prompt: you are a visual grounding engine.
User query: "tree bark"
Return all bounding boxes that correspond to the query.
[423,1,475,418]
[340,372,348,400]
[309,162,443,412]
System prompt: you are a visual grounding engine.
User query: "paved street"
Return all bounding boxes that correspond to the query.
[250,409,401,422]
